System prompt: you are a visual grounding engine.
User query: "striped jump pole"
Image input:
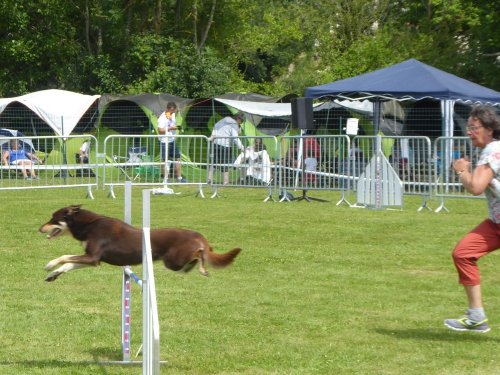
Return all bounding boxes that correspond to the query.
[119,182,162,374]
[121,181,137,363]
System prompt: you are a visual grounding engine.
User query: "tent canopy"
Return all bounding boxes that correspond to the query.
[98,93,194,118]
[0,89,100,136]
[213,97,391,136]
[305,59,500,105]
[97,93,195,134]
[214,98,293,117]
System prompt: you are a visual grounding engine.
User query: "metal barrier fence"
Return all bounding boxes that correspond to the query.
[433,136,481,212]
[277,135,351,203]
[0,135,98,198]
[350,135,403,209]
[207,136,278,201]
[103,134,280,201]
[350,135,433,210]
[103,134,209,198]
[1,132,487,212]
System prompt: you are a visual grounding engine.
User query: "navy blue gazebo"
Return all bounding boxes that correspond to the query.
[305,59,500,136]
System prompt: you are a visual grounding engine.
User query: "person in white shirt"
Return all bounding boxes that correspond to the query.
[158,102,185,183]
[78,140,90,163]
[208,112,246,185]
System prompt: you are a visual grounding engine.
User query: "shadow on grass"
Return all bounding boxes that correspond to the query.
[87,346,124,362]
[375,328,500,342]
[0,347,138,373]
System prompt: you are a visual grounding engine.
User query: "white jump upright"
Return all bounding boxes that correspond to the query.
[141,189,161,374]
[120,181,161,374]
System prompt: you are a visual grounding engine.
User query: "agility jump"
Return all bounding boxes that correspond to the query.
[120,184,160,373]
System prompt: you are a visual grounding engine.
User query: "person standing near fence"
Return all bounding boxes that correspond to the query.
[158,101,185,183]
[445,105,500,333]
[208,112,246,185]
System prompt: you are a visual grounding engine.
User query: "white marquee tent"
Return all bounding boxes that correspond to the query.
[0,89,100,136]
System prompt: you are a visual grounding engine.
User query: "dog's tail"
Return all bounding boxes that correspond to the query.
[206,247,241,268]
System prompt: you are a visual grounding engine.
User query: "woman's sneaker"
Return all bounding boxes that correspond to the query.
[444,315,490,333]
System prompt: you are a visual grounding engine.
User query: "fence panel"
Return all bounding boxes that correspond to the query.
[0,135,98,197]
[433,136,481,212]
[2,131,485,212]
[276,135,351,202]
[207,136,277,200]
[384,135,433,210]
[103,134,209,198]
[350,135,433,210]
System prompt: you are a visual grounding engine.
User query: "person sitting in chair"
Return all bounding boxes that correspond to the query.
[234,137,272,185]
[75,139,96,177]
[2,139,40,179]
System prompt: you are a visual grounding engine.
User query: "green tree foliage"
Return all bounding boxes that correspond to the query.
[276,0,499,92]
[0,0,498,97]
[0,0,81,96]
[381,0,500,88]
[126,35,238,97]
[274,0,393,91]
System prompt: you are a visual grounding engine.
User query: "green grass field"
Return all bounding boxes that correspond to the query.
[1,186,500,374]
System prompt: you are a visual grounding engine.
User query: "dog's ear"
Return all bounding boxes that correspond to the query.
[67,205,82,216]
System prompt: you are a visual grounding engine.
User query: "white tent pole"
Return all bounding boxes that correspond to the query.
[373,101,382,135]
[441,100,455,192]
[293,130,304,188]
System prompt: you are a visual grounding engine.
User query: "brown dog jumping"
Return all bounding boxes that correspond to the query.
[39,205,241,282]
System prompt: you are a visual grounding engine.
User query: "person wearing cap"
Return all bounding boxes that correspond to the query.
[208,112,246,185]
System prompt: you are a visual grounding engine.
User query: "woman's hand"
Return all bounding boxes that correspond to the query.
[453,157,470,174]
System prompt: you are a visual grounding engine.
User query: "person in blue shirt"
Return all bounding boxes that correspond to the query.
[2,139,40,179]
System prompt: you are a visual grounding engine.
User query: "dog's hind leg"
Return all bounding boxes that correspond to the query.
[175,250,208,276]
[181,259,198,273]
[196,249,209,277]
[45,263,93,282]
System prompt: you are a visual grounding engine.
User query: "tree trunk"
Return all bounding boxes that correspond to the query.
[175,0,181,34]
[84,0,92,54]
[192,0,198,46]
[154,0,162,34]
[197,0,216,53]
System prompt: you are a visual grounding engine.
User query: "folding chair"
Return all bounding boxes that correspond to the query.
[133,153,161,182]
[113,146,148,181]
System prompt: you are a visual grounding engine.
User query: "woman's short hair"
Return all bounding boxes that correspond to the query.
[470,105,500,138]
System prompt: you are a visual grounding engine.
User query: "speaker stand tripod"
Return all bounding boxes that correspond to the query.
[292,189,328,202]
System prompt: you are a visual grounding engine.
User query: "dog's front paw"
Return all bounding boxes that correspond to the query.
[44,259,59,271]
[45,271,60,282]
